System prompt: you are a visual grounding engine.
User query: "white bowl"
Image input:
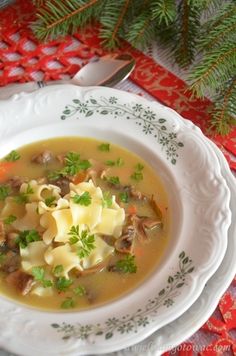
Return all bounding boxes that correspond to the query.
[0,85,231,355]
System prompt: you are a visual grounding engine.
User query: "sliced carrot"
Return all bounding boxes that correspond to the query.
[0,162,15,182]
[71,172,87,184]
[127,204,137,215]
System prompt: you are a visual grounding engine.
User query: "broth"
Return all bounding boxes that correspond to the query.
[0,137,169,311]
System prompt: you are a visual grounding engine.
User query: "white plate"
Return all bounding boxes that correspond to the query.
[0,85,231,355]
[109,119,236,356]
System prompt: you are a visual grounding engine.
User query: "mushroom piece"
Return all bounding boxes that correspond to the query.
[115,225,136,254]
[6,232,19,250]
[149,196,163,220]
[76,259,109,277]
[56,153,66,164]
[1,251,20,273]
[85,159,109,184]
[7,176,28,191]
[131,215,162,243]
[0,221,6,245]
[6,269,34,295]
[50,177,70,196]
[31,150,53,165]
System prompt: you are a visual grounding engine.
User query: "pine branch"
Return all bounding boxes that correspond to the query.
[125,9,156,48]
[100,0,133,49]
[189,42,236,97]
[209,77,236,135]
[32,0,103,40]
[151,0,177,26]
[172,0,202,68]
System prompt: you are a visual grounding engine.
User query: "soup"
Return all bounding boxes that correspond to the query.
[0,137,169,311]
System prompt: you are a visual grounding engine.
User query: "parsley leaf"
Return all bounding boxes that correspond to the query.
[63,152,91,176]
[98,143,110,152]
[105,158,124,167]
[45,196,56,207]
[115,255,137,273]
[102,191,113,208]
[3,215,17,225]
[53,264,64,277]
[106,176,120,185]
[68,226,96,258]
[130,163,144,182]
[31,266,53,288]
[15,229,41,249]
[72,191,91,206]
[61,297,75,309]
[73,285,86,296]
[0,185,11,201]
[135,163,144,171]
[5,150,21,162]
[130,171,143,182]
[78,230,95,258]
[119,192,129,203]
[55,277,73,292]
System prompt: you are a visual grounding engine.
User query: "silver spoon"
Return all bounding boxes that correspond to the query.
[0,53,135,100]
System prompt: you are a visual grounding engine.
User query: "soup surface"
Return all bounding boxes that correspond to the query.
[0,137,169,311]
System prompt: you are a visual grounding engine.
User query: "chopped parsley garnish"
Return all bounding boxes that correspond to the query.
[48,152,91,179]
[3,214,17,225]
[73,285,86,296]
[47,170,61,181]
[0,185,11,201]
[31,267,53,288]
[115,255,137,274]
[55,276,73,292]
[102,191,113,208]
[68,225,96,258]
[45,196,56,207]
[130,171,143,182]
[119,192,129,203]
[135,163,144,171]
[98,143,110,152]
[130,163,144,182]
[53,264,64,277]
[61,297,75,309]
[15,229,41,249]
[105,158,124,167]
[72,191,91,206]
[63,152,91,176]
[14,183,34,204]
[5,150,21,162]
[106,176,120,185]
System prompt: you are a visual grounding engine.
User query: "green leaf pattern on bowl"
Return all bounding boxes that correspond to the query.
[51,251,194,341]
[60,96,184,164]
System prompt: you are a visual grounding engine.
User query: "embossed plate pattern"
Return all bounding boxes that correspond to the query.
[0,85,232,355]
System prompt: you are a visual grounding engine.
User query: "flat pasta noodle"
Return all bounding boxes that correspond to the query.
[44,244,82,278]
[20,241,48,271]
[93,207,125,237]
[20,180,61,202]
[0,197,24,219]
[31,285,53,297]
[13,202,40,231]
[80,235,114,269]
[70,199,102,230]
[40,212,58,245]
[38,197,69,214]
[52,209,73,243]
